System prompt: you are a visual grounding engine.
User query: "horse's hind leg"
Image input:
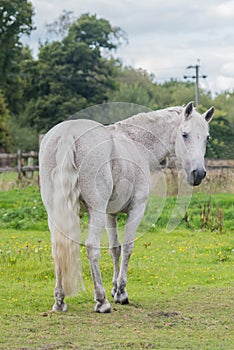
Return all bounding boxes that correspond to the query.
[106,214,121,297]
[86,211,111,313]
[53,271,67,312]
[115,203,146,305]
[49,220,67,312]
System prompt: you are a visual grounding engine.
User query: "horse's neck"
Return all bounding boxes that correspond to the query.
[118,111,181,164]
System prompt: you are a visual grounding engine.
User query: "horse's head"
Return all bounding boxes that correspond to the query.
[175,101,214,186]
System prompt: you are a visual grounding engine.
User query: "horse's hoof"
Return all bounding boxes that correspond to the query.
[120,297,129,305]
[95,299,111,313]
[52,302,67,312]
[114,291,129,305]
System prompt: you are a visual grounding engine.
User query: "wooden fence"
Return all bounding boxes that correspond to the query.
[0,151,38,180]
[0,151,234,180]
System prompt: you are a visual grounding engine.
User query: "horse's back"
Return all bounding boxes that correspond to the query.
[40,119,114,166]
[40,119,111,151]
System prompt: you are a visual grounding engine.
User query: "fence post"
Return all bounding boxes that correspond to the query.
[17,149,22,180]
[27,151,35,178]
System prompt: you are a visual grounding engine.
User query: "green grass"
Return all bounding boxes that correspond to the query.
[0,179,233,349]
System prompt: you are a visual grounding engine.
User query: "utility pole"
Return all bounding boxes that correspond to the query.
[184,59,207,107]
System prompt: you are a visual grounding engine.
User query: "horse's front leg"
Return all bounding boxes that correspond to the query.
[86,211,111,313]
[114,203,146,305]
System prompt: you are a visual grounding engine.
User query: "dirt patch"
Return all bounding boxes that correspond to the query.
[157,310,179,317]
[148,310,179,318]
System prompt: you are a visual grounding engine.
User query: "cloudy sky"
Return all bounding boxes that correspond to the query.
[26,0,234,94]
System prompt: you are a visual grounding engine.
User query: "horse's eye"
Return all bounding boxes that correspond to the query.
[182,132,189,140]
[206,135,210,142]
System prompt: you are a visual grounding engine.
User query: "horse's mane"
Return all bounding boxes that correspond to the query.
[117,106,183,127]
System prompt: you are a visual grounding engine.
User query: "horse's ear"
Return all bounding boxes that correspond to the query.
[204,106,215,123]
[184,101,194,120]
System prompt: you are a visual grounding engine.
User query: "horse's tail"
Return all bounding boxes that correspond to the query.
[49,135,83,296]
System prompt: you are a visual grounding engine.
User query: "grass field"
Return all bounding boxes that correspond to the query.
[0,172,233,349]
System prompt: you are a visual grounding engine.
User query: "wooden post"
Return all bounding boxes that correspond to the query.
[17,150,22,180]
[27,151,34,178]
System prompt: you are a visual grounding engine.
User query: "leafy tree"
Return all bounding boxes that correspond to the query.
[8,120,38,151]
[0,0,34,114]
[22,14,123,132]
[108,67,157,108]
[213,92,234,131]
[206,113,233,159]
[0,90,10,150]
[203,92,234,159]
[155,80,195,107]
[108,70,212,110]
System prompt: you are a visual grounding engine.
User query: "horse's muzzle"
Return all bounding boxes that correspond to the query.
[189,168,206,186]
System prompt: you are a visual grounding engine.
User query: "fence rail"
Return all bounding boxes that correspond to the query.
[205,159,234,169]
[0,151,234,180]
[0,150,39,179]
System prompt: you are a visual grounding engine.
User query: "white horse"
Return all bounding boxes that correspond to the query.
[39,101,214,313]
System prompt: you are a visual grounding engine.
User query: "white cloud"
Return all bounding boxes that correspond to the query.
[215,76,234,91]
[221,62,234,78]
[215,1,234,18]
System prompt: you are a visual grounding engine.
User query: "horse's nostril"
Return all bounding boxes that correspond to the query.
[192,169,206,178]
[191,168,206,185]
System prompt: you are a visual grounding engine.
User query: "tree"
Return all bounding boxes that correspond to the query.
[22,13,123,132]
[0,0,34,112]
[0,90,10,151]
[108,71,212,111]
[213,92,234,131]
[206,113,234,159]
[108,66,159,108]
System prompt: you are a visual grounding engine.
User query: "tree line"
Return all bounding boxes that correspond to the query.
[0,1,233,158]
